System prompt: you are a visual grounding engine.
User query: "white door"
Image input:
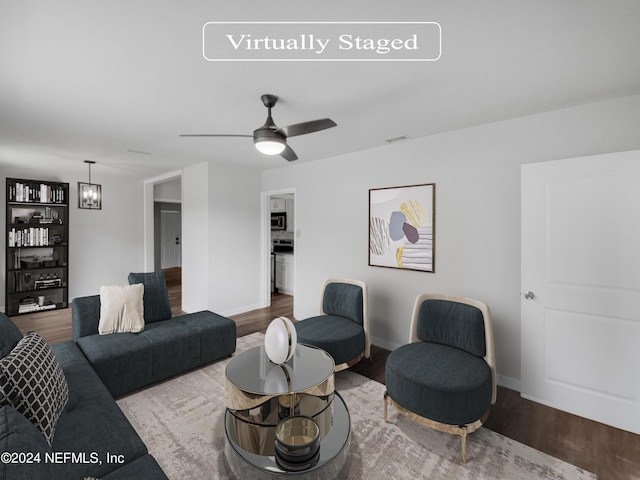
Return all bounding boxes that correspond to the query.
[161,210,181,269]
[521,150,640,435]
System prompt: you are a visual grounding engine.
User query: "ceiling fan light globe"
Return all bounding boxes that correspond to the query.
[255,138,286,156]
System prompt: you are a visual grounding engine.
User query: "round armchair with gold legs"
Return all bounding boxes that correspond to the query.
[384,293,496,464]
[295,278,370,372]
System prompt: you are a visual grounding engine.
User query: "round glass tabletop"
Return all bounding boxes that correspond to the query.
[225,344,335,396]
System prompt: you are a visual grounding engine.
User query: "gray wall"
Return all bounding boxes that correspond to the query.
[261,94,640,389]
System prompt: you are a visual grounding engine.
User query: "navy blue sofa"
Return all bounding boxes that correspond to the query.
[72,272,237,397]
[0,312,168,480]
[1,271,237,479]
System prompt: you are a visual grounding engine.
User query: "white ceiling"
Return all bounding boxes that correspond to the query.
[1,1,640,180]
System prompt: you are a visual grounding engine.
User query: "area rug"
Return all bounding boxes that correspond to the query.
[116,333,596,479]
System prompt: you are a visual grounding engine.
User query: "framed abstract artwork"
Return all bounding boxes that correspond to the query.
[369,183,435,272]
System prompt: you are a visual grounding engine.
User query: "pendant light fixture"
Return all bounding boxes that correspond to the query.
[78,160,102,209]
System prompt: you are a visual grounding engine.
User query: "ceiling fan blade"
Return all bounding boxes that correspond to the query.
[179,134,252,138]
[281,144,298,162]
[276,118,337,138]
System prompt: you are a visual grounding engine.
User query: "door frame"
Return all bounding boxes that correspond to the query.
[261,187,296,309]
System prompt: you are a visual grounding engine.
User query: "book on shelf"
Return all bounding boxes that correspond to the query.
[18,302,57,314]
[9,181,66,204]
[8,227,51,247]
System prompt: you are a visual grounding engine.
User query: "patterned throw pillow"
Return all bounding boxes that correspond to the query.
[0,331,69,446]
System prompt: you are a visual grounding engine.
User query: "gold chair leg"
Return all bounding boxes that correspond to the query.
[383,392,388,423]
[385,395,483,464]
[460,426,467,464]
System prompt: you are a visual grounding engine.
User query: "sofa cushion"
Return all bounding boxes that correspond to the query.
[172,311,237,364]
[0,405,54,480]
[128,272,172,324]
[140,321,200,380]
[0,332,69,445]
[76,333,154,398]
[0,312,23,358]
[295,315,364,365]
[50,341,151,479]
[385,341,492,425]
[99,284,145,334]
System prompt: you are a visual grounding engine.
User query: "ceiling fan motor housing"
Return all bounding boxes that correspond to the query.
[253,126,285,144]
[254,126,286,155]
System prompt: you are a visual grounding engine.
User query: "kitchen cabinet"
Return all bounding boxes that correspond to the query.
[275,253,294,295]
[5,178,69,316]
[285,199,294,233]
[270,198,286,212]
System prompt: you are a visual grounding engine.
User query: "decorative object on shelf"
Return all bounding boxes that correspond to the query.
[78,160,102,210]
[264,316,297,364]
[369,183,436,272]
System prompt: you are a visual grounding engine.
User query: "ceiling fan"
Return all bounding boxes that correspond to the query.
[180,94,337,161]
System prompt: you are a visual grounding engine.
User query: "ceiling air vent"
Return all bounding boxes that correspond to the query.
[385,135,410,144]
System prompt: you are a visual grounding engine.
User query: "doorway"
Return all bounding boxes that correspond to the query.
[263,188,296,309]
[158,205,181,269]
[152,177,182,271]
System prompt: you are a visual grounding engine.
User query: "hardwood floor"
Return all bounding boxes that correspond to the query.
[9,274,640,480]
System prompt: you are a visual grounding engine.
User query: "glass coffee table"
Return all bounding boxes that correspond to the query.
[224,344,351,479]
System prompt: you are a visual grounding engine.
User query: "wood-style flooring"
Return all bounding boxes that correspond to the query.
[10,269,640,480]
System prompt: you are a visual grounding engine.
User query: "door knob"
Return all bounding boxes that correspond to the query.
[524,291,535,300]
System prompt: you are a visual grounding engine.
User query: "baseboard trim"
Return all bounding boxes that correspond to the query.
[370,335,403,352]
[497,374,521,392]
[219,303,264,318]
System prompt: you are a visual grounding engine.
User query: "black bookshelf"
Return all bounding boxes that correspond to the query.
[5,178,69,316]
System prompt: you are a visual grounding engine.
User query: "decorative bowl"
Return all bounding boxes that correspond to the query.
[275,415,320,470]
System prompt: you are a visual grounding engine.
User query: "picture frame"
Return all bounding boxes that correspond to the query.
[78,182,102,210]
[369,183,435,272]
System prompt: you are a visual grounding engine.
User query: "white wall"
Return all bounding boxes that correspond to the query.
[181,162,209,313]
[261,94,640,389]
[207,162,262,316]
[181,161,262,316]
[70,177,145,297]
[0,166,145,307]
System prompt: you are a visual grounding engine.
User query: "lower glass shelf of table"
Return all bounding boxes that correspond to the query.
[224,392,351,479]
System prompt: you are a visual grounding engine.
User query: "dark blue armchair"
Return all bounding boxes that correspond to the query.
[295,278,370,371]
[384,293,496,463]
